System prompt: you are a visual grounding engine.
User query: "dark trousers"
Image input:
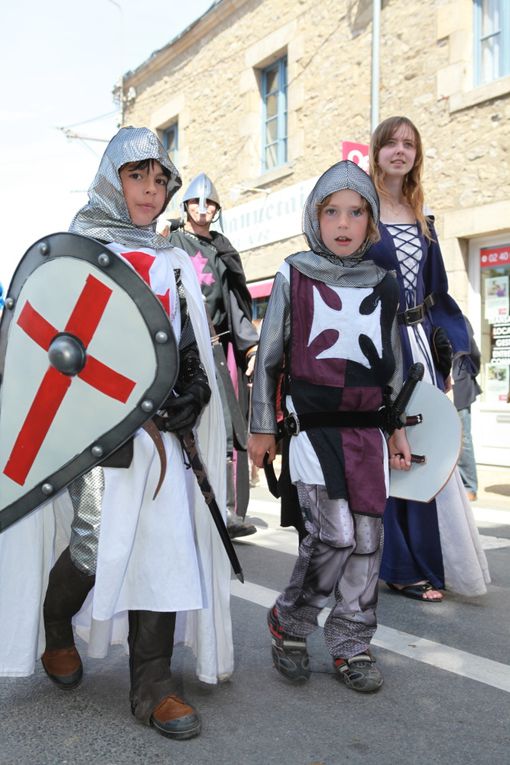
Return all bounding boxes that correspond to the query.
[44,547,176,723]
[43,546,95,649]
[128,610,176,724]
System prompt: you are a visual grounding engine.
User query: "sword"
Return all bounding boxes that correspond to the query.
[206,312,248,451]
[390,362,425,427]
[179,430,245,583]
[386,362,426,465]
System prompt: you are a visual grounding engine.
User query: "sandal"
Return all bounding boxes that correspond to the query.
[386,582,443,602]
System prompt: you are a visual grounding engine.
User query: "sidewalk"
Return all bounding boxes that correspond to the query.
[473,463,510,511]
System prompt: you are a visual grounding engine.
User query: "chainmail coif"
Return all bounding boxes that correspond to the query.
[70,126,181,250]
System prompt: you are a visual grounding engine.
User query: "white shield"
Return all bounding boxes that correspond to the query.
[0,233,178,532]
[389,380,461,502]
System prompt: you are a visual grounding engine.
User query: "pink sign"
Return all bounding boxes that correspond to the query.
[480,245,510,268]
[341,141,369,173]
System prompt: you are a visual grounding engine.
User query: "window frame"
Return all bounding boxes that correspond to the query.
[474,0,510,86]
[260,57,288,174]
[162,122,179,167]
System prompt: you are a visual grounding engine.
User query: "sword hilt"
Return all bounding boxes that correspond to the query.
[391,362,424,429]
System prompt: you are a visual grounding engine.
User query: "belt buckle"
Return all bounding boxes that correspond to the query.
[405,305,424,325]
[285,412,300,436]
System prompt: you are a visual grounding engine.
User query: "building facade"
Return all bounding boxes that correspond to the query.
[121,0,510,466]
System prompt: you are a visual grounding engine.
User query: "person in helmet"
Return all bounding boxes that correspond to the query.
[168,173,259,539]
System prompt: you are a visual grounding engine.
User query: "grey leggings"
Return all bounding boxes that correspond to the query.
[276,482,383,659]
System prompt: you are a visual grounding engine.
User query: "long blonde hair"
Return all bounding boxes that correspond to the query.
[369,116,431,240]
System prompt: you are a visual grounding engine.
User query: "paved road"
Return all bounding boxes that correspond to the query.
[1,476,509,765]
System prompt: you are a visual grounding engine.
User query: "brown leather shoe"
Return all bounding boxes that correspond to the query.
[150,694,201,740]
[41,646,83,690]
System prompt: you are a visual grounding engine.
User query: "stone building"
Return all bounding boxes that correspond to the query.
[121,0,510,466]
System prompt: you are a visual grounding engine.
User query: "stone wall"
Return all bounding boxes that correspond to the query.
[122,0,510,308]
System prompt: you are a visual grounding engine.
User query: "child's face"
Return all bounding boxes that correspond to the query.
[319,190,369,257]
[186,199,219,229]
[376,125,417,178]
[119,161,168,226]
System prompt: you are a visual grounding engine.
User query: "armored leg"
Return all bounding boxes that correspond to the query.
[128,610,200,739]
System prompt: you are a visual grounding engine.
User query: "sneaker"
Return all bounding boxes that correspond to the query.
[227,513,257,539]
[267,607,310,683]
[333,653,383,693]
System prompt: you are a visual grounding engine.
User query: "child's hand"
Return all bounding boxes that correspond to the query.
[388,428,412,471]
[246,353,256,378]
[248,433,276,468]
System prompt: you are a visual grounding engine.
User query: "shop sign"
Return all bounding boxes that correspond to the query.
[491,322,510,362]
[480,244,510,268]
[222,177,317,253]
[341,141,369,172]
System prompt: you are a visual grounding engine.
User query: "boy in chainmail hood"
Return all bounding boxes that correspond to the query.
[36,127,232,739]
[249,160,411,692]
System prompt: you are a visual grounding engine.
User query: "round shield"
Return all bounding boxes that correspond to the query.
[389,380,462,502]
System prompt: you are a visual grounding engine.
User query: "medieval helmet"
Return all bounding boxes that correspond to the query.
[181,173,221,215]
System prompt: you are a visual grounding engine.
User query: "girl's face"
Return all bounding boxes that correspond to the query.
[120,161,168,226]
[376,125,417,178]
[318,190,369,257]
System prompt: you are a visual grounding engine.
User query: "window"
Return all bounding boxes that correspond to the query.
[474,0,510,86]
[261,58,287,172]
[162,122,179,167]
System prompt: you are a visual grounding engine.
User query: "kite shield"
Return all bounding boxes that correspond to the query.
[0,232,178,532]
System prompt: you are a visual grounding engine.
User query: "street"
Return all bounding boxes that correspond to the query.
[1,468,509,765]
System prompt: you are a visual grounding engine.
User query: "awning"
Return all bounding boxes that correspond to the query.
[248,278,273,299]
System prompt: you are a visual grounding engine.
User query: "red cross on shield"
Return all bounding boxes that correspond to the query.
[0,233,179,533]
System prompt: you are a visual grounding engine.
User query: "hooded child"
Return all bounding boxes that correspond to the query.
[248,160,411,693]
[0,127,232,741]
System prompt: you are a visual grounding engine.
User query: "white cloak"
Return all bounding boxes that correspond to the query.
[0,245,233,684]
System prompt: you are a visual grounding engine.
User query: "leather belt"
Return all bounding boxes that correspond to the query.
[278,410,385,437]
[398,293,435,326]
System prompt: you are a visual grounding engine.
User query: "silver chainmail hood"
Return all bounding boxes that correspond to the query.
[70,126,182,249]
[291,159,387,287]
[303,159,379,263]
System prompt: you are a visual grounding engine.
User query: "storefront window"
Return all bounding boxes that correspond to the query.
[252,296,269,321]
[479,243,510,405]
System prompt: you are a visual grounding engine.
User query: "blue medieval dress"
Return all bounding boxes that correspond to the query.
[366,221,490,595]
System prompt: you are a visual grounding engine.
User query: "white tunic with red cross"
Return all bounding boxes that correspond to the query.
[0,245,232,685]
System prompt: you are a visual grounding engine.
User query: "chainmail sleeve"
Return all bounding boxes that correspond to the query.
[250,270,290,434]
